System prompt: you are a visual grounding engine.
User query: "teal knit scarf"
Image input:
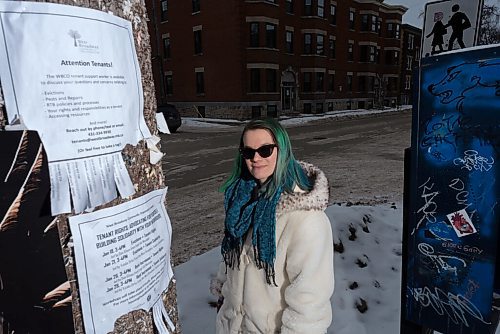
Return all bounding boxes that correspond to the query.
[222,177,283,285]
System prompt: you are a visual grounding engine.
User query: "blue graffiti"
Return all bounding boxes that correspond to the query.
[427,61,500,111]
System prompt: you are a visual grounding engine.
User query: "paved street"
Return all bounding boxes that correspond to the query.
[161,110,412,264]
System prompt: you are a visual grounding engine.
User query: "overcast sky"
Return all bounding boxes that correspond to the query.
[384,0,494,29]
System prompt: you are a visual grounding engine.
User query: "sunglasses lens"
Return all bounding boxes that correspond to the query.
[240,148,255,159]
[240,145,275,159]
[257,145,274,158]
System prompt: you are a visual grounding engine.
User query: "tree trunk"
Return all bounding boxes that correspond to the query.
[0,1,180,333]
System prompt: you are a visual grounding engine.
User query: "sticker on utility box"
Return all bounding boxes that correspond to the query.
[446,209,477,237]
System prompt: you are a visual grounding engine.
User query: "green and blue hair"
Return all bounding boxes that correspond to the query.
[220,118,312,198]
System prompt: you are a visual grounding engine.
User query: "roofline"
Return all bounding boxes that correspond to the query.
[353,0,408,15]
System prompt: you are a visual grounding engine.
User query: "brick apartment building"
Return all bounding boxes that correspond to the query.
[399,24,422,106]
[146,0,411,119]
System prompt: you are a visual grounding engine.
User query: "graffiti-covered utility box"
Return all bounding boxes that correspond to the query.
[406,45,500,333]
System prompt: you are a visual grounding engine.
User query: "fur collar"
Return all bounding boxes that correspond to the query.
[276,161,330,217]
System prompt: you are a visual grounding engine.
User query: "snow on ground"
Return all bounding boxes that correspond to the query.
[180,106,412,130]
[174,204,405,334]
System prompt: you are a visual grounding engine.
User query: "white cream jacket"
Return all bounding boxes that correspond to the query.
[211,162,334,334]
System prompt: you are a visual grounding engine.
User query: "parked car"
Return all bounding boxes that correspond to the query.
[157,104,182,133]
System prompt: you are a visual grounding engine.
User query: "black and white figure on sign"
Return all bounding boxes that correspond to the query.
[444,4,472,50]
[426,12,447,55]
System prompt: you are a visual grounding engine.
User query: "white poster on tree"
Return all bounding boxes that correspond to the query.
[0,2,152,214]
[69,188,174,334]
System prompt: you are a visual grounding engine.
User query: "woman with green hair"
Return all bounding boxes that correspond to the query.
[210,118,334,333]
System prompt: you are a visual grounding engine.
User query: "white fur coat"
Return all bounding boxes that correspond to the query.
[211,162,334,334]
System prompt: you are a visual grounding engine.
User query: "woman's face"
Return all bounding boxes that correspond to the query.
[242,129,278,184]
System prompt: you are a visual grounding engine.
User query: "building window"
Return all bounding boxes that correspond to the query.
[196,71,204,94]
[405,75,411,90]
[316,35,324,55]
[165,74,173,95]
[387,23,400,38]
[358,76,366,92]
[330,4,336,25]
[371,16,377,32]
[328,74,334,92]
[250,69,260,92]
[267,105,278,117]
[377,18,382,35]
[387,23,394,37]
[192,0,200,13]
[361,14,369,31]
[163,37,171,58]
[316,72,324,92]
[304,33,312,54]
[348,42,353,61]
[286,31,293,53]
[369,76,375,91]
[406,55,413,70]
[316,103,324,113]
[387,77,398,92]
[385,50,399,65]
[303,72,312,92]
[266,69,277,92]
[286,0,293,14]
[266,24,277,48]
[347,74,353,92]
[349,10,355,30]
[369,46,376,63]
[194,30,202,54]
[161,0,168,21]
[361,14,380,32]
[329,39,335,58]
[303,103,312,113]
[304,0,312,16]
[408,34,415,50]
[250,22,259,47]
[317,0,324,17]
[360,45,368,62]
[416,47,420,61]
[376,47,381,63]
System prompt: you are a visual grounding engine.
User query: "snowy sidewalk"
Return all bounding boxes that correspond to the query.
[180,106,412,131]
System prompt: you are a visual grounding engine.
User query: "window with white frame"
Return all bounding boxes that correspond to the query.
[316,34,324,55]
[408,34,414,50]
[406,55,413,70]
[161,0,168,21]
[317,0,324,17]
[330,4,336,25]
[405,75,411,90]
[349,10,355,29]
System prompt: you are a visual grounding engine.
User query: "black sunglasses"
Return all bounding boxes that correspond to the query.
[239,144,277,160]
